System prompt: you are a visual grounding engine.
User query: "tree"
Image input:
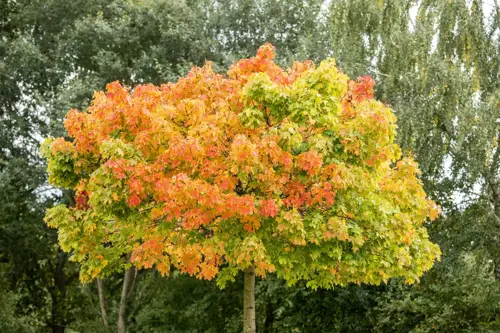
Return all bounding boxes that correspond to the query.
[42,44,440,331]
[326,0,499,213]
[2,0,326,329]
[373,205,500,333]
[319,2,500,331]
[1,0,217,330]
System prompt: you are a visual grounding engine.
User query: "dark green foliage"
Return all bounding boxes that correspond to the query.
[373,205,500,333]
[130,272,244,333]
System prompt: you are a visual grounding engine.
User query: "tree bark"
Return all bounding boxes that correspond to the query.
[243,265,256,333]
[486,174,500,279]
[484,144,500,278]
[117,266,137,333]
[97,278,110,330]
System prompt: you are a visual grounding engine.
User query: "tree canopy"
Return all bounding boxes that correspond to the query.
[42,44,440,290]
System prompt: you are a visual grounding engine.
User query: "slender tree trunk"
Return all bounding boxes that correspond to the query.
[97,278,110,330]
[243,265,256,333]
[117,266,137,333]
[484,145,500,279]
[487,176,500,279]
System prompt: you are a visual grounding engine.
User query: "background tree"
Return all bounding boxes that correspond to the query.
[321,1,500,331]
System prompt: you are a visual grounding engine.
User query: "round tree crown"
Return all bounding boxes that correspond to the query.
[42,43,440,287]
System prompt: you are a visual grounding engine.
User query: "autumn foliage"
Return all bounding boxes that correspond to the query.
[42,44,440,287]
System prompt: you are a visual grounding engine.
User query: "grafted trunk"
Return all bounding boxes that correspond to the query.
[243,265,256,333]
[97,278,109,329]
[117,266,137,333]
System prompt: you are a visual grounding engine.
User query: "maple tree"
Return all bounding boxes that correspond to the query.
[41,43,441,332]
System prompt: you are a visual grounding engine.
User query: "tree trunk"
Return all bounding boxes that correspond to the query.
[97,278,110,330]
[487,176,500,279]
[484,146,500,279]
[243,265,256,333]
[117,266,137,333]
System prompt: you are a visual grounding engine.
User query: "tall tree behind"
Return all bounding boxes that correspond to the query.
[326,0,499,208]
[0,0,210,331]
[320,1,500,331]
